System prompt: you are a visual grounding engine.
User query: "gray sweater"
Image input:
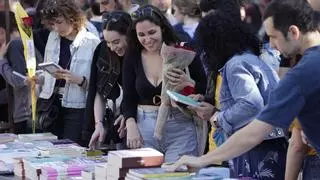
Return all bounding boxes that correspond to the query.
[0,39,32,123]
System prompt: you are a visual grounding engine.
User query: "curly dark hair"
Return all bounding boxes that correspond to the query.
[40,0,86,32]
[128,5,180,53]
[195,10,261,71]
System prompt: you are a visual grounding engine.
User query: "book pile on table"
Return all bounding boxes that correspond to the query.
[0,133,17,144]
[95,148,164,180]
[20,155,108,180]
[125,168,191,180]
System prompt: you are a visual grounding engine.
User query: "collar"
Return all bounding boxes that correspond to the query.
[52,27,87,49]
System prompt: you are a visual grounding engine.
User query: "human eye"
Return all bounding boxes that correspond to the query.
[138,32,145,37]
[148,30,156,35]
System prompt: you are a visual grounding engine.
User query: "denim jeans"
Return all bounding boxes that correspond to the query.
[303,155,320,180]
[137,107,198,163]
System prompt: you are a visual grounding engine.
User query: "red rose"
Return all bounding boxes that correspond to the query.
[181,86,195,96]
[22,17,33,27]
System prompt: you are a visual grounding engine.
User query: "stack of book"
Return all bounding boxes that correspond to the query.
[38,143,86,157]
[125,168,191,180]
[22,155,108,180]
[106,148,164,180]
[0,133,17,144]
[191,167,230,180]
[17,133,57,142]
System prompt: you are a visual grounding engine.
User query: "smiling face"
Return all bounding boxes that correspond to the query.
[264,17,300,58]
[136,20,163,53]
[104,30,127,56]
[49,16,75,38]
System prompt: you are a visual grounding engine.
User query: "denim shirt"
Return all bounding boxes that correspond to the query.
[39,28,100,108]
[216,52,285,139]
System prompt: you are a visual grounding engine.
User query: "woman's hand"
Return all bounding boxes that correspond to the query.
[126,118,144,149]
[0,42,8,59]
[114,115,126,138]
[54,69,83,84]
[188,101,216,121]
[166,68,195,91]
[164,155,205,172]
[88,122,105,150]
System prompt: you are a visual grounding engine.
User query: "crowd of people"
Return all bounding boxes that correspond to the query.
[0,0,320,179]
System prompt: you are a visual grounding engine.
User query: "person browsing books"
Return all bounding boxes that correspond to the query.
[82,11,132,150]
[168,0,320,174]
[34,0,100,145]
[172,8,287,179]
[122,5,207,163]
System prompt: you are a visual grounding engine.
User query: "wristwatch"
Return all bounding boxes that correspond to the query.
[210,112,220,128]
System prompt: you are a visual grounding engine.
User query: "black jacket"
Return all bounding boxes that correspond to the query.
[82,41,123,145]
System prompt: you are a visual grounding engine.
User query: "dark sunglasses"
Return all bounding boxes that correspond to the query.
[131,6,163,21]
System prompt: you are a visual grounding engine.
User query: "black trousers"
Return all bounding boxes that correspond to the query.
[50,95,85,145]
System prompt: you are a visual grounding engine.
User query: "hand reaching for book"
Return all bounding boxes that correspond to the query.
[126,118,144,149]
[114,115,126,138]
[164,155,204,172]
[88,122,105,150]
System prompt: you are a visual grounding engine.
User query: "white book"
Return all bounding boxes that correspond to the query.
[38,62,62,74]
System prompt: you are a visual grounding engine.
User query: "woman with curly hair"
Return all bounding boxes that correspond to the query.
[185,10,287,179]
[37,0,100,144]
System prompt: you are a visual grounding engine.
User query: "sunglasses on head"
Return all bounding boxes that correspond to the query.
[40,0,59,17]
[102,11,129,29]
[131,6,163,21]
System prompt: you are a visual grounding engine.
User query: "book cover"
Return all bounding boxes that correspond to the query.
[108,148,163,168]
[18,133,57,141]
[0,133,17,144]
[128,168,190,179]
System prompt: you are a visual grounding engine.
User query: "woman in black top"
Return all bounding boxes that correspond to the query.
[122,5,207,162]
[83,11,132,150]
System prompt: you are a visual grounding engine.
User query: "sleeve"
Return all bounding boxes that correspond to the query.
[188,54,207,94]
[0,40,27,88]
[216,62,264,134]
[0,88,8,104]
[257,72,304,129]
[82,43,100,142]
[122,53,139,121]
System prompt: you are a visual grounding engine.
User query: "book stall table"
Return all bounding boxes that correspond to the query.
[0,133,233,180]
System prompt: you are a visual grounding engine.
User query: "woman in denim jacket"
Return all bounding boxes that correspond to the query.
[37,0,100,144]
[83,11,132,150]
[188,10,287,179]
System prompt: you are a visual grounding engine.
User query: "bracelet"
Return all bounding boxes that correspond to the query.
[78,76,86,87]
[95,120,104,125]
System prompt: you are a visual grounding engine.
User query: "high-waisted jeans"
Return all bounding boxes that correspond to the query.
[137,107,198,163]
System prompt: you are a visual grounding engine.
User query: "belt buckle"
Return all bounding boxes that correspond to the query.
[152,95,161,106]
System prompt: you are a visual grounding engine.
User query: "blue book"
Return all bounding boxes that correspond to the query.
[166,90,201,107]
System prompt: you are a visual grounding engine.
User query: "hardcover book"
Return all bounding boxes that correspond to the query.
[107,148,164,168]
